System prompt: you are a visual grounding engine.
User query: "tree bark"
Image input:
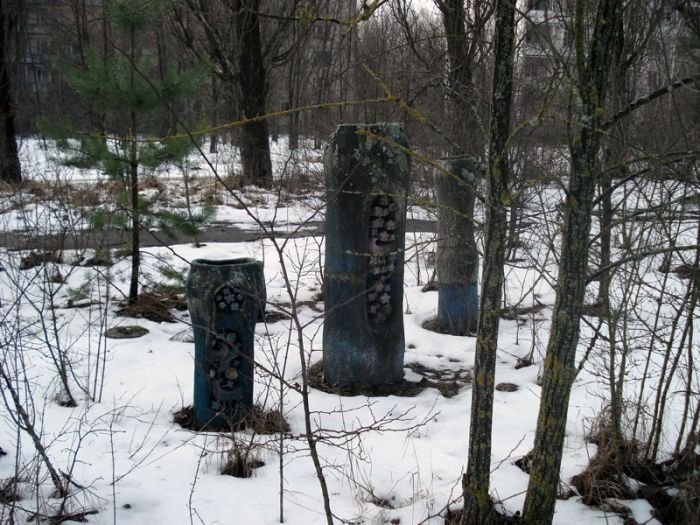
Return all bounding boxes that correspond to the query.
[0,1,22,183]
[435,157,480,336]
[128,24,140,304]
[596,8,626,313]
[460,0,516,522]
[438,0,486,158]
[521,2,622,523]
[235,0,272,188]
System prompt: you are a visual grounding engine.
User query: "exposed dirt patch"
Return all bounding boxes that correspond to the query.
[421,317,476,336]
[514,356,533,369]
[444,504,521,524]
[263,310,292,324]
[105,325,150,339]
[501,304,548,321]
[307,360,470,398]
[495,382,519,392]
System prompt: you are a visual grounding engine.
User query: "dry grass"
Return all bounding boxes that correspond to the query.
[116,291,186,323]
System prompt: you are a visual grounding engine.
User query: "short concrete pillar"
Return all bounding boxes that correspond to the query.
[186,258,265,429]
[323,123,410,385]
[434,157,480,335]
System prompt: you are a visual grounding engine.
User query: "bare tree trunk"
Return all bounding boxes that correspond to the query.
[438,0,488,158]
[599,9,627,459]
[287,57,300,151]
[235,0,272,188]
[460,0,515,522]
[596,8,626,313]
[128,24,140,304]
[521,2,622,523]
[0,1,22,183]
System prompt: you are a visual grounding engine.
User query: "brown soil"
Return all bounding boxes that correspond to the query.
[421,317,476,337]
[105,325,150,339]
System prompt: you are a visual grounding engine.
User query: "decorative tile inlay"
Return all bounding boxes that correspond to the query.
[367,195,398,324]
[208,328,243,411]
[215,285,244,312]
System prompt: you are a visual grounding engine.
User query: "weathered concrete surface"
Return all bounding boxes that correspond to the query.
[187,257,265,430]
[323,123,410,386]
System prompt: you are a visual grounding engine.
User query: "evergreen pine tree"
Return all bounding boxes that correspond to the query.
[47,0,206,303]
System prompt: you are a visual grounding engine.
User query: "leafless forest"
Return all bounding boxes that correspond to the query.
[1,2,699,525]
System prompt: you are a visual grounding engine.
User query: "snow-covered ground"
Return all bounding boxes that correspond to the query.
[1,138,694,524]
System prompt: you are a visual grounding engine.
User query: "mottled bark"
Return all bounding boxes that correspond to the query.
[521,1,623,523]
[435,157,480,336]
[438,0,488,158]
[0,2,22,183]
[460,0,516,523]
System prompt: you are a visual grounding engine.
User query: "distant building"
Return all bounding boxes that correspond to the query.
[516,0,572,146]
[17,0,102,132]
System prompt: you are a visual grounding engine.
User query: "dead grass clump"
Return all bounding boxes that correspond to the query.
[173,405,290,434]
[572,421,638,506]
[572,416,700,523]
[515,450,533,474]
[47,267,64,283]
[641,445,700,525]
[277,169,322,196]
[571,453,635,506]
[21,180,47,198]
[0,477,20,504]
[221,449,264,478]
[173,405,193,428]
[140,175,166,191]
[20,250,61,270]
[81,248,113,267]
[116,291,186,323]
[201,182,225,206]
[246,406,290,434]
[674,264,700,280]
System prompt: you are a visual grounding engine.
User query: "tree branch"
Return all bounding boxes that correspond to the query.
[602,73,700,130]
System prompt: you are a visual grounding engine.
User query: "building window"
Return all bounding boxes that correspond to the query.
[524,21,552,45]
